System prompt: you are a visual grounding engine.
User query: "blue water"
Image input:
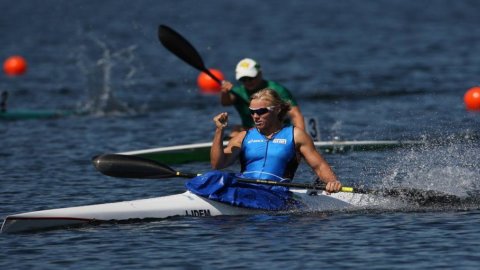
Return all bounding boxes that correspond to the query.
[1,0,480,269]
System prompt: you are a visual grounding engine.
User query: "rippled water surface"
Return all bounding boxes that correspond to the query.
[1,0,480,269]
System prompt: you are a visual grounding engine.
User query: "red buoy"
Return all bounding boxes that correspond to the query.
[464,86,480,111]
[197,69,224,94]
[3,55,27,76]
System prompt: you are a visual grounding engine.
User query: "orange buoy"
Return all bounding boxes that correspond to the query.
[197,69,224,94]
[3,55,28,76]
[464,86,480,111]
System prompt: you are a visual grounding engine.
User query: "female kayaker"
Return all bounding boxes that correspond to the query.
[186,88,341,210]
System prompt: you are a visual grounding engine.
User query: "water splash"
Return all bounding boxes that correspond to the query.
[380,137,480,206]
[75,35,139,116]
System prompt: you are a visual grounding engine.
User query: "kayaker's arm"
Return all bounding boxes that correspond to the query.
[210,112,243,169]
[220,80,236,106]
[288,106,305,131]
[295,127,342,192]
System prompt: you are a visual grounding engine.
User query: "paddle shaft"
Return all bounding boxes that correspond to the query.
[236,178,355,193]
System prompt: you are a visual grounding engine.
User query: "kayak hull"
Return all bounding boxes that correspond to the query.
[1,189,387,233]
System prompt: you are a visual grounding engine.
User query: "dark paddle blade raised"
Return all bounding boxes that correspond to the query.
[158,25,221,83]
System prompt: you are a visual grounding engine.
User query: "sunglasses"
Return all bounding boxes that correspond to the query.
[249,106,276,116]
[239,76,256,83]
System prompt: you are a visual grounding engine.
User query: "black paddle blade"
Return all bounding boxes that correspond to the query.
[158,25,221,83]
[92,154,177,179]
[158,25,206,72]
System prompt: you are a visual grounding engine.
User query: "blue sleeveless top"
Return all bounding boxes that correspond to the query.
[240,126,298,181]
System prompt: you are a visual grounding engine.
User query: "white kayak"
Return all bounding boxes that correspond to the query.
[1,189,390,233]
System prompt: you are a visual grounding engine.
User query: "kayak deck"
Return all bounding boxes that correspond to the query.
[1,189,388,233]
[1,191,257,233]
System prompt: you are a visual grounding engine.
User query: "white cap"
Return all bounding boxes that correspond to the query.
[235,58,261,80]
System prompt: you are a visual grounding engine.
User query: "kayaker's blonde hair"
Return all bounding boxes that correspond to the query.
[250,88,291,121]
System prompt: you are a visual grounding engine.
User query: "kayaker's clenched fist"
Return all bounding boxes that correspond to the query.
[213,112,228,129]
